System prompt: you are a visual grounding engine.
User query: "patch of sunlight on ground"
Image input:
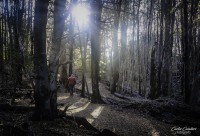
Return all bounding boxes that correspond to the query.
[91,106,104,118]
[57,96,69,101]
[151,129,160,136]
[86,118,94,124]
[69,98,87,108]
[86,106,104,124]
[66,98,90,115]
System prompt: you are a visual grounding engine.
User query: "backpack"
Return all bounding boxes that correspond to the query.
[68,77,76,85]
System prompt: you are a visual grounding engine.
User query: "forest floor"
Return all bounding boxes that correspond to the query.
[57,85,171,136]
[56,79,200,136]
[0,79,200,136]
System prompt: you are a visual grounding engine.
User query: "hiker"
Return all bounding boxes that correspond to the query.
[67,74,76,96]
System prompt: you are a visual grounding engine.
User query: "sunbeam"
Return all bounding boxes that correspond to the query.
[72,3,90,27]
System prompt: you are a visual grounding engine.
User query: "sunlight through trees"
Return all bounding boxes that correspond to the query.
[72,3,90,27]
[0,0,200,122]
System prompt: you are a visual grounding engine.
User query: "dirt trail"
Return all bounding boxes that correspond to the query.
[57,81,176,136]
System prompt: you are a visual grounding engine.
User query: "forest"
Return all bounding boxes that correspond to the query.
[0,0,200,135]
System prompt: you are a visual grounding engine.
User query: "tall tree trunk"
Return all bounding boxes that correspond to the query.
[136,0,141,95]
[111,0,122,94]
[130,1,136,92]
[79,32,88,97]
[182,0,190,104]
[189,0,199,105]
[5,0,13,62]
[90,0,103,103]
[69,0,77,75]
[33,0,52,120]
[149,43,157,99]
[161,0,174,96]
[2,1,8,87]
[9,0,25,104]
[0,16,3,88]
[49,0,67,118]
[120,0,128,62]
[119,0,128,93]
[157,0,164,97]
[60,50,68,85]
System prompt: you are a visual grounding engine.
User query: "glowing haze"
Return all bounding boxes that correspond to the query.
[71,4,90,27]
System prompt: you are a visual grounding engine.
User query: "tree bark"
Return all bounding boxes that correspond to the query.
[68,0,77,75]
[90,0,103,103]
[111,0,122,94]
[189,0,200,105]
[0,15,3,88]
[161,0,174,96]
[48,0,67,118]
[79,32,88,97]
[33,0,52,120]
[149,43,157,99]
[136,0,141,96]
[157,0,164,97]
[182,0,190,104]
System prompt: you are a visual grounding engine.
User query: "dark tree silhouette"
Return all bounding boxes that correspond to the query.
[49,0,67,118]
[33,0,52,120]
[90,0,103,103]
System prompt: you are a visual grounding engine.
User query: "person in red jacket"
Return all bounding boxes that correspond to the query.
[67,74,76,96]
